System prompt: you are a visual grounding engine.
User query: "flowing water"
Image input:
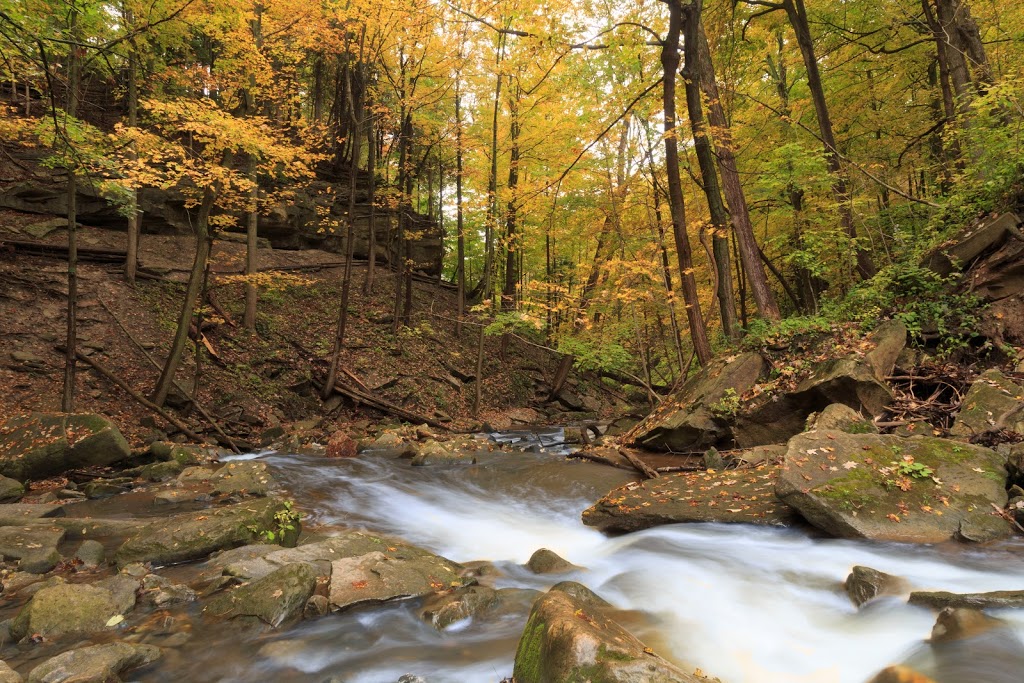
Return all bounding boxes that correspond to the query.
[144,431,1024,683]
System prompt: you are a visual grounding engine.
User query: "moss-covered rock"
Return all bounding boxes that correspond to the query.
[525,548,579,574]
[950,370,1024,439]
[10,582,126,640]
[776,432,1011,543]
[0,413,130,482]
[204,562,316,628]
[583,464,798,533]
[512,585,708,683]
[210,461,275,497]
[26,643,161,683]
[410,440,476,466]
[113,498,300,567]
[908,590,1024,609]
[0,475,24,503]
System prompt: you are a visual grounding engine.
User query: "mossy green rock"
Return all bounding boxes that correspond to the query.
[114,498,300,567]
[776,432,1010,543]
[11,582,124,640]
[0,413,130,482]
[26,642,161,683]
[950,370,1024,438]
[513,586,706,683]
[410,440,476,466]
[210,461,275,497]
[204,562,316,628]
[0,475,24,503]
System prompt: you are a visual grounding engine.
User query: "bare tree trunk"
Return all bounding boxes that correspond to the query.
[502,84,520,311]
[782,0,875,280]
[363,109,377,295]
[455,84,466,336]
[62,2,82,412]
[681,4,737,339]
[696,22,781,321]
[243,159,258,329]
[662,0,713,367]
[153,179,222,407]
[124,8,140,286]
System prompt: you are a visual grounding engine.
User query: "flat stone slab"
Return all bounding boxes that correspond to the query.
[909,590,1024,610]
[0,504,65,525]
[0,525,65,560]
[583,464,798,533]
[26,642,161,683]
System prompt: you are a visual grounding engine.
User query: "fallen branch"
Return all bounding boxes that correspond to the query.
[618,447,660,479]
[58,346,204,443]
[991,503,1024,534]
[314,374,451,431]
[566,451,635,472]
[97,299,241,453]
[655,465,704,473]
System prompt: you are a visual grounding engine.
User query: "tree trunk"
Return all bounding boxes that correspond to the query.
[696,22,782,321]
[455,85,466,336]
[363,109,377,295]
[681,3,737,339]
[62,2,82,412]
[152,180,221,407]
[243,159,258,329]
[502,85,520,311]
[124,8,140,286]
[661,0,713,367]
[783,0,875,280]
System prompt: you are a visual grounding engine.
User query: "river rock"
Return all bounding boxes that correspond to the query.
[150,441,216,466]
[410,440,476,466]
[0,661,20,683]
[0,413,130,482]
[0,526,65,574]
[113,498,300,567]
[867,666,938,683]
[909,589,1024,610]
[0,476,24,503]
[0,504,64,525]
[513,584,705,683]
[809,404,877,434]
[526,548,579,574]
[845,566,906,606]
[210,461,274,497]
[137,461,185,482]
[10,581,127,640]
[583,464,798,533]
[950,370,1024,439]
[205,562,316,628]
[626,352,765,452]
[26,643,161,683]
[140,573,197,607]
[775,431,1010,543]
[74,539,105,567]
[327,534,465,611]
[326,432,358,458]
[420,586,540,630]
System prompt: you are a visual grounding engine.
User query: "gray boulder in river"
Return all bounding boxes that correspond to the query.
[0,413,130,481]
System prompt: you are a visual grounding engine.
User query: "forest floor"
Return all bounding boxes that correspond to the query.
[0,210,633,450]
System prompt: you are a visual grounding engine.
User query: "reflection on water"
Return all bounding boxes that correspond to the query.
[151,439,1024,683]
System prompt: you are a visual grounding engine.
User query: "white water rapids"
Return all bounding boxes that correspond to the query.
[200,437,1024,683]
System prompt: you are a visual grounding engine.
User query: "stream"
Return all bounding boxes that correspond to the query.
[143,430,1024,683]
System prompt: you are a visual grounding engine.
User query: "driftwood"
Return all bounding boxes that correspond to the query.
[566,451,635,472]
[59,347,205,443]
[655,465,704,473]
[314,374,451,431]
[98,299,241,453]
[618,447,660,479]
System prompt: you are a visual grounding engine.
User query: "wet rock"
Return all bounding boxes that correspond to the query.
[325,432,358,458]
[138,461,185,482]
[2,572,44,595]
[0,526,65,573]
[210,461,275,497]
[140,573,197,607]
[550,581,611,609]
[930,606,1004,642]
[150,442,209,466]
[627,352,764,452]
[82,478,134,499]
[10,582,127,640]
[512,585,705,683]
[72,540,104,569]
[420,586,539,630]
[176,466,217,485]
[950,370,1024,439]
[0,661,20,683]
[152,489,195,505]
[410,440,476,466]
[113,498,301,567]
[304,594,330,619]
[809,404,878,435]
[775,431,1010,543]
[909,589,1024,610]
[0,476,24,503]
[866,666,938,683]
[0,504,64,525]
[26,642,161,683]
[525,548,579,574]
[845,566,906,606]
[205,562,317,628]
[95,574,140,613]
[583,465,798,533]
[327,535,465,611]
[0,413,130,482]
[397,676,426,683]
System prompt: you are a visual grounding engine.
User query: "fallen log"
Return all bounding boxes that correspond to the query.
[313,374,451,431]
[566,451,635,472]
[618,447,660,479]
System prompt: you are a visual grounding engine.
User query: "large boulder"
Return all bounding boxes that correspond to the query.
[420,586,540,630]
[0,413,130,482]
[209,461,275,497]
[950,370,1024,439]
[0,526,65,574]
[113,498,300,567]
[908,590,1024,610]
[512,583,708,683]
[0,476,24,503]
[775,431,1010,543]
[10,581,128,641]
[626,352,765,452]
[204,562,317,628]
[26,643,161,683]
[583,464,797,533]
[0,662,20,683]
